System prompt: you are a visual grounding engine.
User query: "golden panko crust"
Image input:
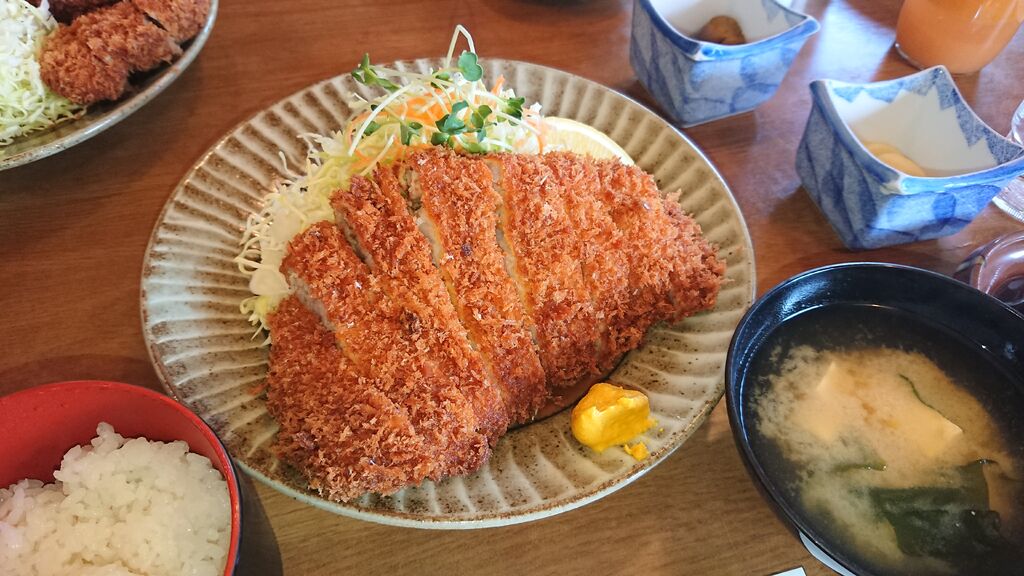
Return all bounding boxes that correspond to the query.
[265,150,725,502]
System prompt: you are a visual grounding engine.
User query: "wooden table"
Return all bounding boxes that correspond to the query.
[2,1,1021,574]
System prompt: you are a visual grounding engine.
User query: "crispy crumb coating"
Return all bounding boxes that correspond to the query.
[264,150,723,500]
[38,0,206,105]
[38,1,180,105]
[542,153,635,374]
[488,153,601,389]
[130,0,210,43]
[593,159,724,324]
[69,2,179,72]
[407,148,549,422]
[266,296,433,501]
[39,25,129,105]
[663,201,726,320]
[283,222,490,479]
[333,167,511,436]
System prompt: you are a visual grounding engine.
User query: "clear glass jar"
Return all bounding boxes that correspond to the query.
[992,99,1024,222]
[895,0,1024,74]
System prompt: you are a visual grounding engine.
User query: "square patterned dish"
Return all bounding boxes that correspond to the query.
[796,66,1024,250]
[630,0,818,127]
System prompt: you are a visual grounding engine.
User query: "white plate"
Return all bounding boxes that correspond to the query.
[140,58,755,528]
[0,0,218,171]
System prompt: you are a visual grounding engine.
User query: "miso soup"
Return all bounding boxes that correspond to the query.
[747,305,1024,576]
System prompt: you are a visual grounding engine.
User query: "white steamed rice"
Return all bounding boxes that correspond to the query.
[0,423,231,576]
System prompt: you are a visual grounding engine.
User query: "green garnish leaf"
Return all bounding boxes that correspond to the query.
[363,120,382,136]
[457,51,483,81]
[464,141,485,154]
[430,132,450,146]
[351,53,400,92]
[471,104,492,129]
[435,103,469,136]
[400,121,422,145]
[502,96,525,122]
[434,72,451,82]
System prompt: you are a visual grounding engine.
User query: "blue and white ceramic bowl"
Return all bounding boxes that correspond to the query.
[630,0,819,127]
[796,66,1024,250]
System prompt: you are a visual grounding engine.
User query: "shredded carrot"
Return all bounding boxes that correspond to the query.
[346,111,373,143]
[491,74,505,95]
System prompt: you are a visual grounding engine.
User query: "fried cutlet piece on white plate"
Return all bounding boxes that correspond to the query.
[130,0,210,43]
[487,153,602,389]
[283,222,490,479]
[266,296,433,501]
[332,166,510,437]
[406,148,549,424]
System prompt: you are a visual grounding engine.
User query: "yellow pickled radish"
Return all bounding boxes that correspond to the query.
[863,141,903,157]
[571,382,656,454]
[863,141,928,177]
[876,152,927,177]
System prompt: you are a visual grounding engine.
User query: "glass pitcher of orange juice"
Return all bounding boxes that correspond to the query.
[896,0,1024,74]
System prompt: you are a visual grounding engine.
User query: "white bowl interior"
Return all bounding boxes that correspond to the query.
[648,0,795,42]
[831,85,999,177]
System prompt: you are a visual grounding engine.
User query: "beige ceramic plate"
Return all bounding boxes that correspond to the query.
[140,58,755,528]
[0,0,218,171]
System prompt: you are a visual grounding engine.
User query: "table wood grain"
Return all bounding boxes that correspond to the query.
[1,1,1021,574]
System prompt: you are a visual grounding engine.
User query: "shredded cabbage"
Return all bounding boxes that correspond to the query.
[234,26,544,340]
[0,0,83,146]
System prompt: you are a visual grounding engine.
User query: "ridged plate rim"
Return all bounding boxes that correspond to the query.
[140,58,756,528]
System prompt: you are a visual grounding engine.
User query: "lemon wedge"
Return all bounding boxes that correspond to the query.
[543,117,634,164]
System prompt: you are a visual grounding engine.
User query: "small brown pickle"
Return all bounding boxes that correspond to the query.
[696,15,747,45]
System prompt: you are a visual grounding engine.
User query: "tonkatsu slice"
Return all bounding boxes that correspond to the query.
[266,296,433,501]
[267,149,724,501]
[487,152,602,389]
[332,166,509,440]
[406,148,549,424]
[38,0,210,105]
[282,222,490,479]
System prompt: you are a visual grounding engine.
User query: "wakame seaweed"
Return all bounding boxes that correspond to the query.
[870,461,1022,572]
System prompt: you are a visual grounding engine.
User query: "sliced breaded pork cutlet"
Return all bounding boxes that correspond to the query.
[38,0,209,105]
[39,24,129,105]
[332,166,510,438]
[68,1,181,72]
[487,153,602,389]
[405,148,549,423]
[131,0,211,43]
[541,153,633,375]
[282,222,490,480]
[594,160,724,323]
[267,148,724,501]
[266,296,434,501]
[663,201,727,320]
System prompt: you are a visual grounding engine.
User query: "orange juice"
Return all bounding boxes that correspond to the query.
[896,0,1024,74]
